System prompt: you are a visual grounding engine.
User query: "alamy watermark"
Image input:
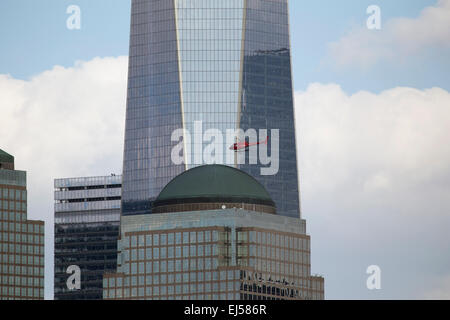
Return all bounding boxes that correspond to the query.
[171,121,280,176]
[366,265,381,290]
[367,5,381,30]
[66,5,81,30]
[66,265,81,290]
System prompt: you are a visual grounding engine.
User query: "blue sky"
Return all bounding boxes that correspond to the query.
[290,0,450,93]
[1,0,450,300]
[0,0,131,79]
[1,0,447,93]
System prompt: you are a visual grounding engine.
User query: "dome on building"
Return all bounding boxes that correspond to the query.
[152,164,276,214]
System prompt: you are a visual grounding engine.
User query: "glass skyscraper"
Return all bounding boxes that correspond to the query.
[122,0,300,218]
[54,175,121,300]
[0,149,45,300]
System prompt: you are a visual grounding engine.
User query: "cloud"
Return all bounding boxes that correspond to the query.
[421,275,450,299]
[296,83,450,198]
[328,0,450,69]
[0,56,128,299]
[295,83,450,298]
[2,56,450,299]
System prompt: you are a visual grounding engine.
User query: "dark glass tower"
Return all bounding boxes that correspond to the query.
[122,0,300,218]
[54,176,121,300]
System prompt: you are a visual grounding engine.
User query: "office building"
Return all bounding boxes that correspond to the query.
[54,175,121,300]
[103,165,324,300]
[0,148,44,300]
[122,0,301,218]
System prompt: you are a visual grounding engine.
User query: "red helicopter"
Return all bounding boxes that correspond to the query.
[229,136,269,152]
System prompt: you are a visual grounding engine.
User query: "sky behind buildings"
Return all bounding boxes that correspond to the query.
[1,0,449,299]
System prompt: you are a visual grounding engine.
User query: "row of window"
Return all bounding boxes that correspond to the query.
[121,257,222,275]
[248,260,311,281]
[0,201,26,211]
[238,247,310,266]
[124,244,218,261]
[55,188,121,201]
[108,270,241,289]
[105,280,240,297]
[127,71,179,88]
[0,189,26,201]
[0,221,44,233]
[122,232,309,256]
[0,244,43,256]
[0,264,44,276]
[0,274,43,286]
[126,230,219,248]
[54,176,122,189]
[178,29,244,42]
[0,254,43,265]
[256,249,310,264]
[126,62,289,89]
[244,231,310,250]
[104,291,240,301]
[54,200,121,213]
[247,0,289,14]
[105,289,239,301]
[175,6,244,18]
[178,42,243,56]
[0,286,43,298]
[0,233,45,245]
[105,280,319,301]
[0,212,26,223]
[127,87,180,105]
[54,212,120,224]
[103,283,320,301]
[118,250,309,276]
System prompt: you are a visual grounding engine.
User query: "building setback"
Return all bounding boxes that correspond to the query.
[122,0,301,219]
[0,149,44,300]
[54,175,121,300]
[104,0,325,301]
[104,165,324,300]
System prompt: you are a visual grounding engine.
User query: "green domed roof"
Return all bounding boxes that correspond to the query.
[154,164,274,208]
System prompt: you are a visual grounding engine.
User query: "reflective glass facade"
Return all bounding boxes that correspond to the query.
[175,0,244,165]
[239,0,300,217]
[103,209,324,300]
[54,176,121,300]
[122,0,300,218]
[0,158,44,300]
[123,0,184,215]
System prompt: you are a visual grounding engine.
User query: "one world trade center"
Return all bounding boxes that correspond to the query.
[121,0,301,218]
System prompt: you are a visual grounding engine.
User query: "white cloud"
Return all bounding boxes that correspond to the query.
[329,0,450,69]
[422,275,450,299]
[295,83,450,298]
[0,56,128,299]
[2,55,450,299]
[296,83,450,198]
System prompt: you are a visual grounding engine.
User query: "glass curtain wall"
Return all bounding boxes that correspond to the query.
[122,0,300,218]
[239,0,300,218]
[122,0,185,215]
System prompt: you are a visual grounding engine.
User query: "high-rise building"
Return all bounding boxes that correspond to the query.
[103,165,324,300]
[0,148,45,300]
[122,0,300,218]
[54,175,121,300]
